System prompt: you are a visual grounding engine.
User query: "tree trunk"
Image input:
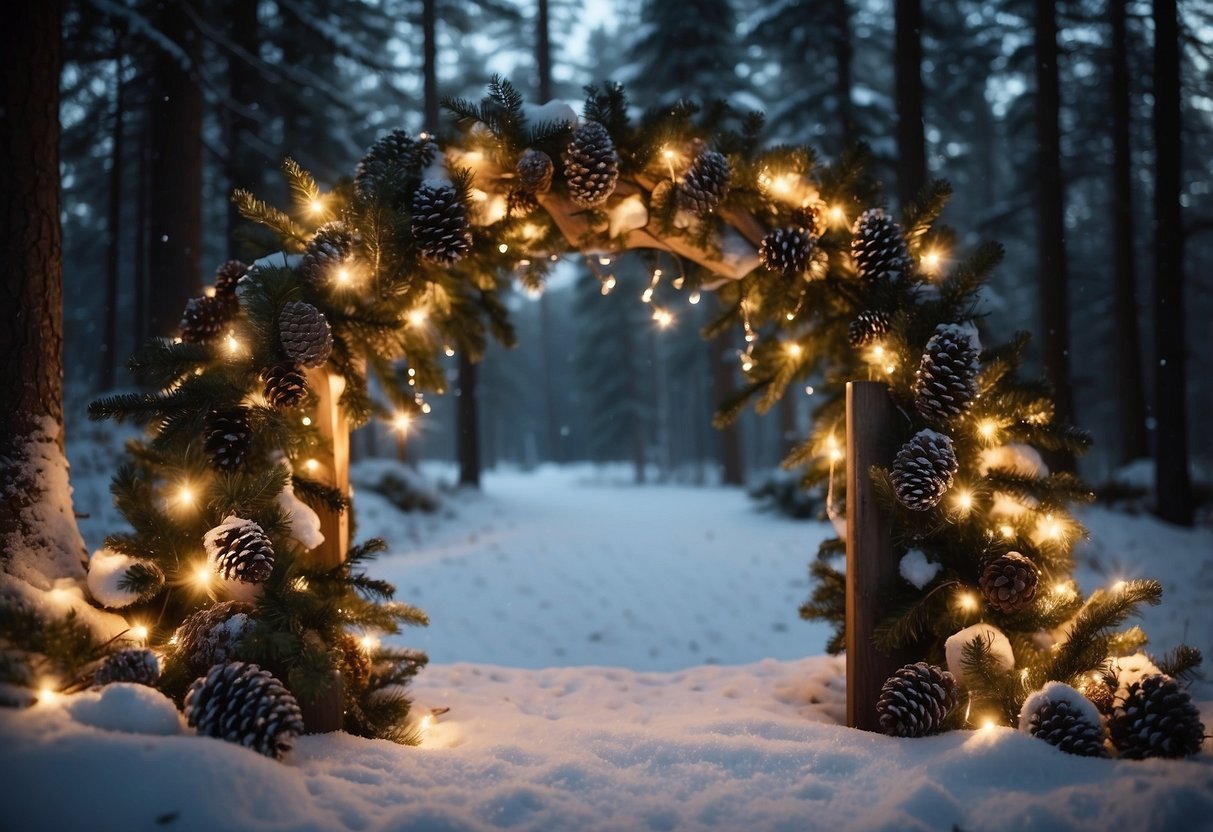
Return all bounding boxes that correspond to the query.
[1033,0,1076,471]
[457,353,481,487]
[1108,0,1148,464]
[712,332,743,485]
[832,0,855,140]
[537,0,552,101]
[226,0,262,255]
[423,0,439,130]
[102,38,126,391]
[148,0,203,337]
[0,0,89,585]
[894,0,926,211]
[1151,0,1193,525]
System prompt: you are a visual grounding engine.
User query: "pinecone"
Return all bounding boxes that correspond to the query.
[94,648,161,687]
[678,150,731,216]
[179,296,231,344]
[791,203,824,237]
[1109,674,1205,759]
[204,406,253,471]
[1025,692,1108,757]
[891,429,958,511]
[848,310,891,348]
[517,148,554,193]
[759,227,815,278]
[261,362,308,409]
[299,221,356,287]
[204,516,275,584]
[354,129,438,202]
[564,121,619,207]
[876,662,957,737]
[851,208,911,281]
[173,601,258,675]
[507,188,539,217]
[213,260,248,300]
[1079,674,1116,715]
[279,300,333,368]
[980,552,1038,613]
[913,324,980,422]
[339,633,372,693]
[185,661,304,760]
[412,183,472,265]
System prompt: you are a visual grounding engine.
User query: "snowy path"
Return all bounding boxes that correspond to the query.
[356,464,836,670]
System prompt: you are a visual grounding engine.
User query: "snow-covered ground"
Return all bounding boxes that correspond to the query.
[5,459,1213,831]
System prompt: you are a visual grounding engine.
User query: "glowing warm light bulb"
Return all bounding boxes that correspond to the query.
[978,419,999,441]
[301,416,312,426]
[130,624,149,642]
[786,312,796,321]
[1038,514,1063,541]
[661,147,676,162]
[419,713,434,733]
[884,364,896,374]
[421,402,431,414]
[444,346,455,357]
[805,385,815,396]
[392,412,412,435]
[1053,581,1071,596]
[641,288,654,303]
[770,173,798,197]
[872,344,885,359]
[598,256,612,266]
[786,342,803,359]
[981,718,996,731]
[360,634,379,652]
[958,592,978,612]
[304,458,320,472]
[177,484,195,507]
[336,267,352,285]
[601,276,616,295]
[225,333,240,354]
[1000,524,1015,539]
[293,577,310,592]
[309,198,325,215]
[194,565,212,588]
[741,358,754,372]
[498,243,509,254]
[688,291,701,305]
[829,205,845,224]
[921,248,943,273]
[1111,580,1127,593]
[407,308,428,327]
[954,490,973,513]
[37,685,60,705]
[653,309,674,329]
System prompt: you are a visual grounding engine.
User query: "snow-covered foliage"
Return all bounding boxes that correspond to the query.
[979,443,1049,478]
[85,548,146,609]
[899,549,941,590]
[945,623,1015,684]
[276,481,324,550]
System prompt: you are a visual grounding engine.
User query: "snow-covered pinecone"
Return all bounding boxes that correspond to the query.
[913,324,980,422]
[507,188,539,218]
[279,300,333,368]
[185,661,304,760]
[299,221,356,287]
[848,310,891,349]
[204,516,275,584]
[261,362,308,409]
[1109,674,1205,759]
[354,129,438,202]
[517,148,554,193]
[173,601,258,675]
[204,406,253,471]
[980,552,1038,613]
[1024,689,1108,757]
[179,296,231,344]
[94,648,161,687]
[412,183,472,265]
[759,227,815,278]
[851,208,911,281]
[564,121,619,207]
[213,260,248,300]
[339,633,372,693]
[876,662,957,737]
[678,150,731,216]
[891,429,958,511]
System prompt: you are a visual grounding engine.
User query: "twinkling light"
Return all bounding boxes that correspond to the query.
[37,685,60,705]
[225,333,241,355]
[498,243,509,254]
[957,592,979,612]
[407,308,428,327]
[194,565,212,589]
[829,205,846,224]
[977,419,999,442]
[954,490,974,513]
[305,458,320,472]
[176,484,195,507]
[302,416,312,426]
[653,309,674,329]
[360,634,379,652]
[1000,524,1015,539]
[1111,579,1127,593]
[392,412,412,435]
[688,291,701,305]
[786,342,803,359]
[600,276,616,296]
[130,624,149,642]
[309,198,325,215]
[921,248,944,274]
[335,267,352,286]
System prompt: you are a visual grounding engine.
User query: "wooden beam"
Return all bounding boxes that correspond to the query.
[845,381,904,731]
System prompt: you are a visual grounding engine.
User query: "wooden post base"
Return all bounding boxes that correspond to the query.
[299,672,344,734]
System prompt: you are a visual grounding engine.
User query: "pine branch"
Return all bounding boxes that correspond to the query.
[1154,645,1204,682]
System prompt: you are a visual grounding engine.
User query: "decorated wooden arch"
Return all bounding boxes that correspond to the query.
[86,77,1192,748]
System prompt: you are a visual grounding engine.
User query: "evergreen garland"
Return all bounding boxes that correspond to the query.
[3,75,1184,749]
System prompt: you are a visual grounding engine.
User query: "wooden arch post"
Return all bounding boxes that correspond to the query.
[845,381,910,731]
[299,367,348,733]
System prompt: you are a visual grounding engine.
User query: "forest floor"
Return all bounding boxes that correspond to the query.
[4,455,1213,831]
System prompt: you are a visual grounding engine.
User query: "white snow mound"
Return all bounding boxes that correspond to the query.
[86,548,145,609]
[900,549,941,589]
[945,623,1015,684]
[64,683,183,736]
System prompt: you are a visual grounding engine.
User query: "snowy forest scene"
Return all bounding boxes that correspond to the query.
[4,0,1213,830]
